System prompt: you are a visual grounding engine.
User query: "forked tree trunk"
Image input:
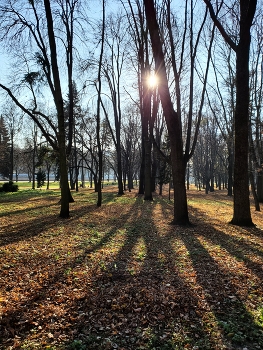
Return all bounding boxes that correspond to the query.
[144,0,189,224]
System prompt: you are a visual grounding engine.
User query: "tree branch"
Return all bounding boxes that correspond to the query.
[202,0,237,52]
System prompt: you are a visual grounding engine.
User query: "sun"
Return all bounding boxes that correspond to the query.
[147,73,158,88]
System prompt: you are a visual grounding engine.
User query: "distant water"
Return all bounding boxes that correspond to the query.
[0,174,56,181]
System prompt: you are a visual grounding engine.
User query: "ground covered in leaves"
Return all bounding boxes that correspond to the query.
[0,185,263,350]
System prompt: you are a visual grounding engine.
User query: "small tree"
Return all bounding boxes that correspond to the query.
[36,169,46,188]
[0,115,11,179]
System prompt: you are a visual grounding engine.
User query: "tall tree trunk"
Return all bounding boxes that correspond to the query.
[143,70,153,200]
[116,145,124,195]
[170,135,189,224]
[32,125,37,190]
[257,171,263,202]
[144,138,153,200]
[10,130,14,181]
[138,136,145,194]
[227,146,233,196]
[44,0,70,218]
[203,0,256,226]
[144,0,189,224]
[230,4,254,225]
[249,159,260,211]
[186,164,190,190]
[46,165,50,190]
[95,0,106,207]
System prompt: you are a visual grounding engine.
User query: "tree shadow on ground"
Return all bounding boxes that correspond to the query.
[0,198,141,348]
[1,192,263,350]
[64,197,263,349]
[0,191,108,247]
[66,197,217,349]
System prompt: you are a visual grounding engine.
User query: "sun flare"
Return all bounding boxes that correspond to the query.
[147,74,158,88]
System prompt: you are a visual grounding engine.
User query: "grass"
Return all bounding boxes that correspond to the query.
[0,180,61,190]
[0,185,263,349]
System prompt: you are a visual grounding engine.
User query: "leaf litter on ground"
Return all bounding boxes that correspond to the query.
[0,186,263,349]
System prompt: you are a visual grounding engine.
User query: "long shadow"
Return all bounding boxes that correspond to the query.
[0,195,103,247]
[2,192,263,349]
[189,205,263,280]
[0,201,59,219]
[178,206,263,348]
[0,198,141,348]
[0,210,61,246]
[0,190,60,204]
[242,224,263,238]
[67,197,231,349]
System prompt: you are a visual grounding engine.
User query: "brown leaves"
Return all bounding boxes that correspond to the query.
[0,187,263,349]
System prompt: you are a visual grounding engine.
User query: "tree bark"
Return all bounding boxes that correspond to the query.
[249,161,260,211]
[95,0,106,207]
[44,0,70,218]
[204,0,256,226]
[230,1,256,225]
[144,0,189,224]
[227,146,233,196]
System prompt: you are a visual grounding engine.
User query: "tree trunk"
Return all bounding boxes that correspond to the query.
[97,151,102,206]
[230,7,254,225]
[117,149,124,195]
[138,141,145,194]
[95,0,105,207]
[249,167,260,211]
[218,174,221,190]
[44,0,70,218]
[10,130,14,181]
[144,0,189,224]
[46,164,50,190]
[227,149,233,197]
[203,0,256,225]
[170,132,189,224]
[257,171,263,202]
[94,176,99,192]
[159,183,163,196]
[144,138,153,200]
[151,148,157,192]
[186,165,190,190]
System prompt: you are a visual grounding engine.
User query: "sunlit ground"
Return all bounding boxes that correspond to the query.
[0,186,262,349]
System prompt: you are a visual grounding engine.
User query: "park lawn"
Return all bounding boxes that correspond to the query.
[0,181,61,191]
[0,186,263,350]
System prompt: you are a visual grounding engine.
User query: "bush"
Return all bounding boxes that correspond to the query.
[0,181,19,192]
[36,169,46,188]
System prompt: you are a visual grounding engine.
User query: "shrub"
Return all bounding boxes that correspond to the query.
[36,169,46,188]
[0,181,19,192]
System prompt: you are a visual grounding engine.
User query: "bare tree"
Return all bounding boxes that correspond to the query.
[102,13,127,196]
[124,0,155,200]
[206,45,235,196]
[1,102,23,181]
[249,13,263,207]
[143,0,213,224]
[203,0,257,226]
[95,0,106,206]
[0,0,86,217]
